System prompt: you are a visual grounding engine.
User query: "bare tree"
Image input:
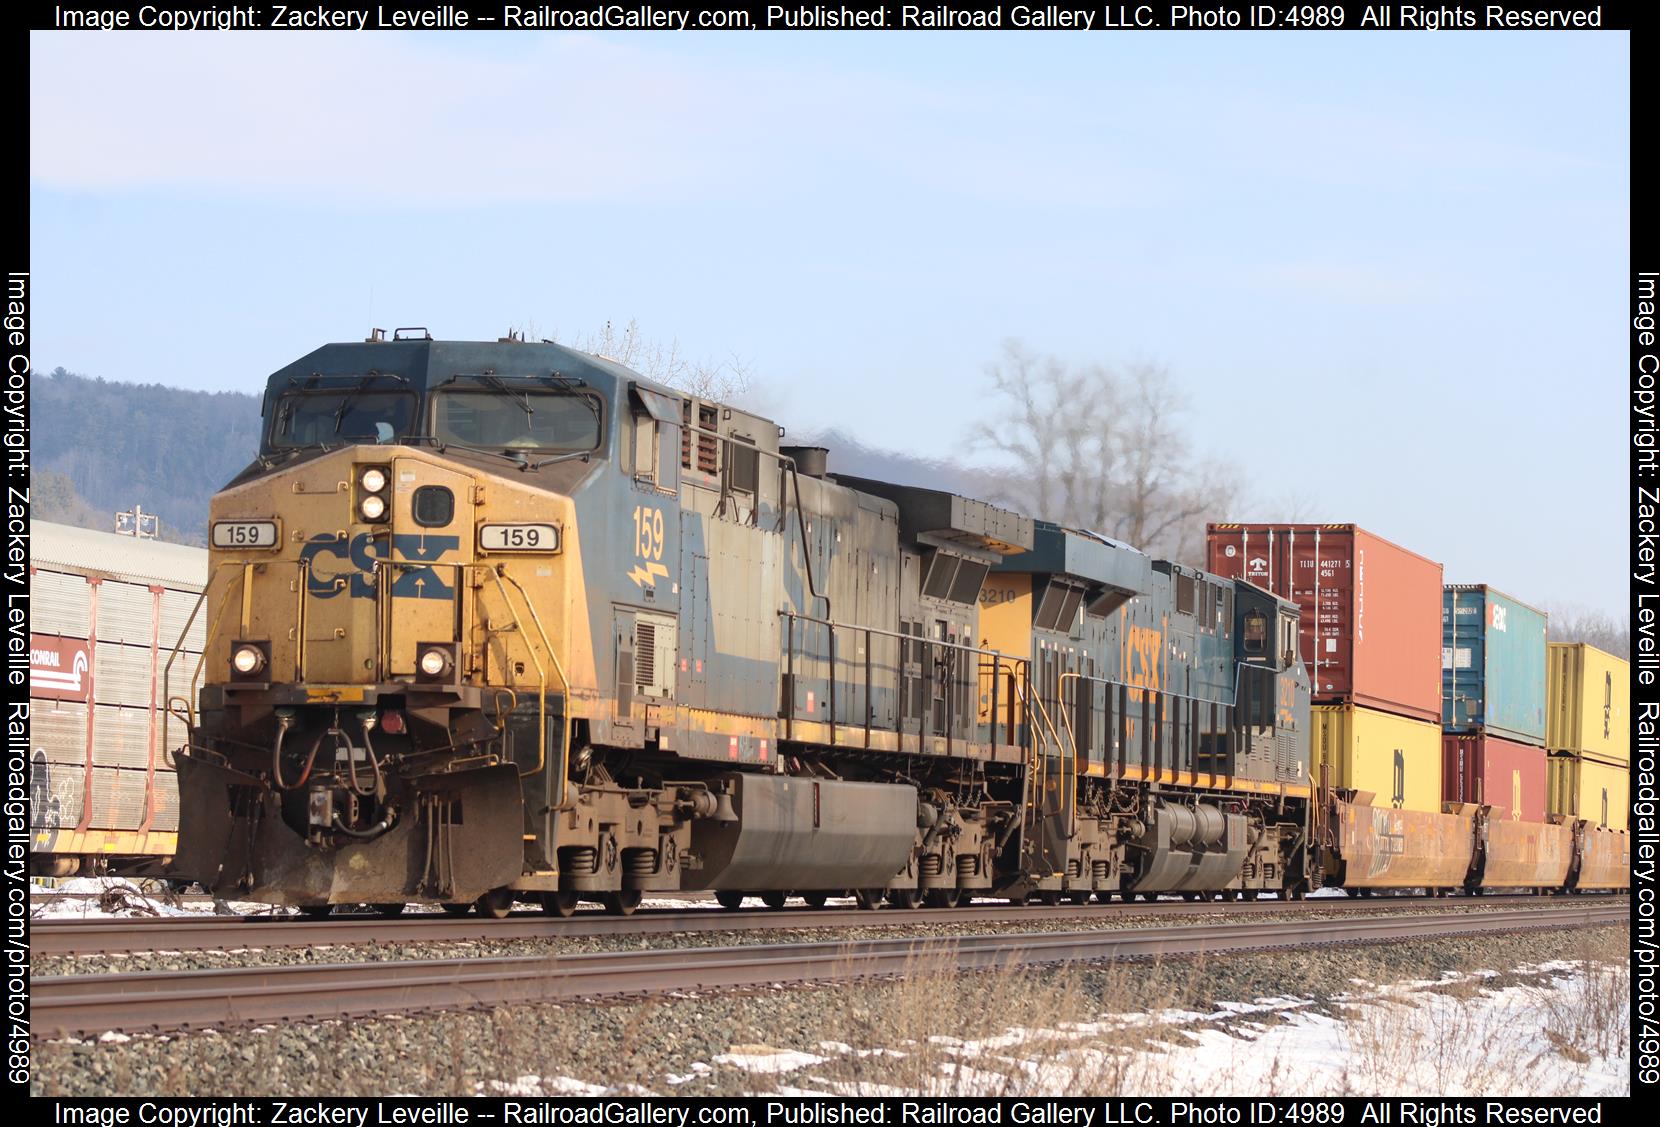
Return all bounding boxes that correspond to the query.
[1545,604,1631,660]
[547,319,755,404]
[973,341,1241,565]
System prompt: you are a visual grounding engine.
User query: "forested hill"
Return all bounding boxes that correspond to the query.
[32,367,262,545]
[24,374,983,550]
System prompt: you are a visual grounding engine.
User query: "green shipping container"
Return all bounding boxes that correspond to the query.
[1442,585,1547,746]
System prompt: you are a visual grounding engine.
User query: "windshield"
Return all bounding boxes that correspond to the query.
[434,390,601,451]
[269,391,418,448]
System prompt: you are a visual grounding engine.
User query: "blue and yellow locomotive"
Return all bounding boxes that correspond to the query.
[172,334,1314,915]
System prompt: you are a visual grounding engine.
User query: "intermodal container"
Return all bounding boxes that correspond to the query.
[1311,703,1442,814]
[1442,585,1547,746]
[1206,524,1442,722]
[1440,731,1547,823]
[1547,754,1629,832]
[1545,643,1630,763]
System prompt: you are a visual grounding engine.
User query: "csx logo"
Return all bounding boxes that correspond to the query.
[300,533,459,600]
[1122,623,1162,699]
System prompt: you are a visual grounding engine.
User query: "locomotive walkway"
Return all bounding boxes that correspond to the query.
[32,891,1602,956]
[34,902,1626,1039]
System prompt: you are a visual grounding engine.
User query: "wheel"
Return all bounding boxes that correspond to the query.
[924,888,960,909]
[854,888,885,910]
[1035,890,1061,906]
[603,889,643,916]
[1240,889,1258,902]
[1141,891,1160,902]
[886,888,921,910]
[540,891,579,918]
[1182,891,1201,902]
[1092,890,1114,904]
[1289,886,1307,901]
[441,903,472,917]
[1007,891,1032,907]
[372,902,406,918]
[800,891,830,909]
[299,905,333,920]
[1066,891,1090,906]
[476,889,515,919]
[760,890,788,910]
[1219,889,1238,902]
[716,890,746,911]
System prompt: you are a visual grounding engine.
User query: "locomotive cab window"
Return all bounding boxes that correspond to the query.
[1242,610,1268,655]
[268,389,418,449]
[434,388,601,452]
[629,386,681,493]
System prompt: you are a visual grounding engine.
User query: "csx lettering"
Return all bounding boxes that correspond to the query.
[1122,623,1163,699]
[299,533,459,600]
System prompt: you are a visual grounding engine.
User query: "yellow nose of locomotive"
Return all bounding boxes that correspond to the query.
[205,447,483,691]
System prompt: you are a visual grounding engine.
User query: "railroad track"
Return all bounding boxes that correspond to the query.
[32,892,1620,956]
[34,902,1626,1039]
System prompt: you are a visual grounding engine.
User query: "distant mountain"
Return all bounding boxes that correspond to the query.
[32,367,262,545]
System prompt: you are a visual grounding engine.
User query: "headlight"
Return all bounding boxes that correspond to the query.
[231,643,267,678]
[417,645,454,681]
[360,467,388,494]
[359,494,387,521]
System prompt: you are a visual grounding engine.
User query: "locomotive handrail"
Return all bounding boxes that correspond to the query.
[682,417,831,622]
[362,556,565,783]
[493,565,572,788]
[160,560,248,755]
[1055,666,1268,783]
[1011,660,1069,824]
[778,611,1024,754]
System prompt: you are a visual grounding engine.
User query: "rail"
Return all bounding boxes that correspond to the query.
[32,893,1618,957]
[34,904,1626,1038]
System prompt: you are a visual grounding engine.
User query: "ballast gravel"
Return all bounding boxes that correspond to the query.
[29,916,1627,1098]
[33,900,1548,977]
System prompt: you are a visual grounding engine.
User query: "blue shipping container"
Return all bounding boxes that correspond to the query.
[1442,585,1547,746]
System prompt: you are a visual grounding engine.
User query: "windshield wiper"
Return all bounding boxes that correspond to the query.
[480,374,534,417]
[332,372,409,435]
[516,449,594,472]
[403,435,529,469]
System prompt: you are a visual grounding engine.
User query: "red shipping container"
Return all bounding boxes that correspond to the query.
[1441,731,1547,823]
[1206,524,1442,723]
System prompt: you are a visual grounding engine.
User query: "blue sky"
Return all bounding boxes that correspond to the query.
[30,31,1628,612]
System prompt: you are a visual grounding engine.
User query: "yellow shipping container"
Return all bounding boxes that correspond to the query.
[1546,643,1629,763]
[1312,703,1442,814]
[1548,754,1629,832]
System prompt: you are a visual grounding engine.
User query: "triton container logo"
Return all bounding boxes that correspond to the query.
[300,533,460,600]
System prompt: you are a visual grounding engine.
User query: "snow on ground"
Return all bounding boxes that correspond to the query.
[30,877,285,919]
[705,960,1629,1097]
[713,1046,831,1074]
